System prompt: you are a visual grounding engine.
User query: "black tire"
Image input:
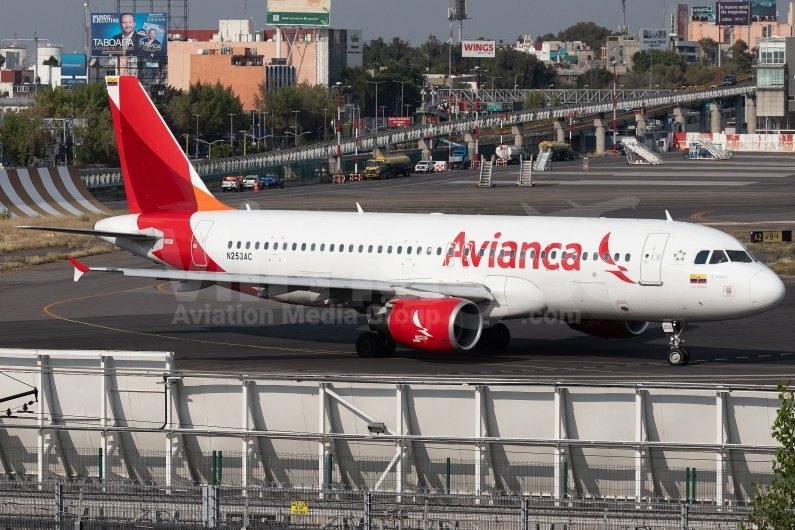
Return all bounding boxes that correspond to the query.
[668,348,688,366]
[356,332,383,358]
[491,323,511,350]
[222,189,227,193]
[379,335,397,358]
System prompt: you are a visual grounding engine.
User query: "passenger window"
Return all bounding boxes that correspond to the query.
[301,243,306,251]
[311,243,316,251]
[368,245,373,253]
[292,243,297,251]
[540,251,546,258]
[551,251,557,259]
[388,245,393,254]
[603,252,609,262]
[427,247,432,255]
[462,247,468,256]
[264,242,269,250]
[490,249,495,257]
[624,253,630,262]
[479,249,485,257]
[614,253,620,262]
[236,241,241,249]
[694,250,709,264]
[530,250,536,258]
[499,250,505,258]
[358,245,363,253]
[709,250,729,264]
[561,251,567,259]
[437,247,442,255]
[447,247,454,256]
[245,242,250,250]
[348,244,354,252]
[227,241,233,249]
[255,242,260,250]
[330,244,335,251]
[397,246,403,254]
[340,244,344,252]
[582,252,588,260]
[282,243,287,250]
[378,245,383,253]
[320,244,326,251]
[520,250,526,258]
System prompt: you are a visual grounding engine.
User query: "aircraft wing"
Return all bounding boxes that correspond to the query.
[16,226,161,241]
[67,258,494,302]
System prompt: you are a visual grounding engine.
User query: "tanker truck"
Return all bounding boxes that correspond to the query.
[363,154,413,180]
[495,144,522,165]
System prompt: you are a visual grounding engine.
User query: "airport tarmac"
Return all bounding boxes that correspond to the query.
[2,151,794,383]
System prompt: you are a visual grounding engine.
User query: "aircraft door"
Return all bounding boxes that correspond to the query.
[639,233,669,285]
[191,220,214,268]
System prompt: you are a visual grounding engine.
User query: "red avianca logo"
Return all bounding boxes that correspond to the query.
[443,231,636,284]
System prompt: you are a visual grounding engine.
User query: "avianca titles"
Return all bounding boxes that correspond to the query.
[21,76,786,366]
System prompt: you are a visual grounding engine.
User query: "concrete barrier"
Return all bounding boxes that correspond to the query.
[0,166,111,218]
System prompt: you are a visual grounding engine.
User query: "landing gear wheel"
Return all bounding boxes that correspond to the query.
[379,335,397,358]
[356,332,383,358]
[668,348,689,366]
[491,323,511,350]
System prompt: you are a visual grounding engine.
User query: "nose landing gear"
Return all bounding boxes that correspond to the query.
[663,320,690,366]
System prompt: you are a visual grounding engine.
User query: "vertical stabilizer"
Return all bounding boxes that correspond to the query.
[106,76,231,214]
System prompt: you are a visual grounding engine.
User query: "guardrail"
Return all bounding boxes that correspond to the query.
[78,84,756,187]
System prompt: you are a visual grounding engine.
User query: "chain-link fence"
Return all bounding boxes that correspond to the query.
[0,481,755,529]
[0,447,772,505]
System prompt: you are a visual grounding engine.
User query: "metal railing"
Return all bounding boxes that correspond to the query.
[0,481,756,529]
[0,447,772,503]
[436,87,676,105]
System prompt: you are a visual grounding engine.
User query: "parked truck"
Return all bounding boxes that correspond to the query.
[495,144,522,165]
[539,141,575,162]
[437,138,469,169]
[362,155,413,180]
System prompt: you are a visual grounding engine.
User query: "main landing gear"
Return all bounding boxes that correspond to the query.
[476,323,511,350]
[356,332,396,358]
[664,320,690,366]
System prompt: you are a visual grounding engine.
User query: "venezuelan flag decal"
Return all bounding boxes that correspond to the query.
[690,273,707,285]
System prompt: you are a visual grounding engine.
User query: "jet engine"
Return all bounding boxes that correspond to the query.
[567,319,649,338]
[369,298,482,352]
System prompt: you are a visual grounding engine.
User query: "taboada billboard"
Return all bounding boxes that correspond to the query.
[267,0,330,26]
[91,12,167,56]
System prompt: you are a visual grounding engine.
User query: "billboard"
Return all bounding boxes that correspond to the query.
[347,29,362,68]
[718,2,751,25]
[462,40,496,58]
[91,12,168,57]
[692,6,716,23]
[752,0,777,21]
[387,117,412,128]
[61,54,87,76]
[267,0,330,26]
[639,29,668,50]
[61,78,87,86]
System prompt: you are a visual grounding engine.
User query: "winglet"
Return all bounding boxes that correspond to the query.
[665,210,673,223]
[356,202,364,214]
[68,256,90,282]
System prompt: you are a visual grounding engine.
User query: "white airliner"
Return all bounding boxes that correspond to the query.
[22,77,786,365]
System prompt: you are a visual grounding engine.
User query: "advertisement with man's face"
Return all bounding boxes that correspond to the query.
[91,12,168,57]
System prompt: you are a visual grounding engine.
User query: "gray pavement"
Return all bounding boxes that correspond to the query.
[3,151,794,383]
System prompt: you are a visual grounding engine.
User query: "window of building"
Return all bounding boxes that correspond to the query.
[758,67,785,87]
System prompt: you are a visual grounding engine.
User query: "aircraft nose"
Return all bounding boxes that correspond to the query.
[749,268,786,309]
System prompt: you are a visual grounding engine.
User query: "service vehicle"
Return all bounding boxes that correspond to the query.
[540,141,575,162]
[37,76,786,367]
[415,161,435,174]
[242,175,259,190]
[258,174,285,189]
[495,144,522,165]
[363,155,413,180]
[221,176,243,192]
[437,138,469,169]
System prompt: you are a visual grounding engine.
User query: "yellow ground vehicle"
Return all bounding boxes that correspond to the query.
[363,155,413,180]
[539,141,575,162]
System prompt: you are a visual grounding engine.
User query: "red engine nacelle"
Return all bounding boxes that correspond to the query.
[568,319,649,339]
[371,298,482,352]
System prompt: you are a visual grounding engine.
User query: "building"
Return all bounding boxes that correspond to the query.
[167,21,362,110]
[666,3,690,37]
[601,34,640,74]
[755,37,787,131]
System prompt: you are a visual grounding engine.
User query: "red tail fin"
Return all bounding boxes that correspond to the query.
[106,76,231,214]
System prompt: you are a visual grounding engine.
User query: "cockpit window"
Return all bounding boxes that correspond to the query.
[726,250,754,263]
[694,250,710,264]
[709,250,729,264]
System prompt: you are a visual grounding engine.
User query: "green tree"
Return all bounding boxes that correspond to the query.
[631,49,687,74]
[523,91,545,109]
[724,39,753,75]
[682,62,717,86]
[576,68,614,89]
[699,37,718,65]
[559,22,613,50]
[42,55,59,67]
[0,109,52,166]
[744,383,795,530]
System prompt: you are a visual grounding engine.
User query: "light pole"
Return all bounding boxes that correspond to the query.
[611,61,618,156]
[489,76,502,90]
[292,110,300,147]
[332,82,350,179]
[193,114,201,159]
[322,108,330,141]
[379,106,386,128]
[392,80,407,116]
[366,80,384,130]
[404,104,412,122]
[514,74,519,89]
[227,113,236,151]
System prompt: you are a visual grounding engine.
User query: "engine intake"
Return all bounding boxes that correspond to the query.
[568,319,649,339]
[370,298,482,352]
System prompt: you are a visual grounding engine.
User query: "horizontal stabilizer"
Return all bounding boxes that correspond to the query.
[15,226,160,240]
